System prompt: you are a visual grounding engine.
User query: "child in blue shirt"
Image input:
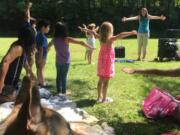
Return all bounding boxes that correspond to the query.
[36,20,50,87]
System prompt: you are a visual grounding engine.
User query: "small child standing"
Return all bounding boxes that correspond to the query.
[35,20,50,87]
[82,23,99,64]
[48,22,94,96]
[79,22,137,103]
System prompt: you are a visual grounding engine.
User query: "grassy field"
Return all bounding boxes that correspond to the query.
[0,38,180,135]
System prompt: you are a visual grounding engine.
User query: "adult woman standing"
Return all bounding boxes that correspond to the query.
[122,8,166,60]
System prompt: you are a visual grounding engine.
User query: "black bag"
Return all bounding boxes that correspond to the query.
[158,38,178,60]
[115,46,125,58]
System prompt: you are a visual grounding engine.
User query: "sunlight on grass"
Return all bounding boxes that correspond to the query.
[0,38,180,135]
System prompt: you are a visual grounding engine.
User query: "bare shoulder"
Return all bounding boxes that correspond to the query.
[9,43,23,56]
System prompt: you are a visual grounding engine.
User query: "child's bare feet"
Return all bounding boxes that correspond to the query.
[122,67,135,74]
[136,58,140,61]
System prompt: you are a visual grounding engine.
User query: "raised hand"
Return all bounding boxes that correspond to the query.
[131,30,137,35]
[160,15,166,21]
[78,26,83,31]
[28,1,33,9]
[122,17,127,22]
[82,24,87,29]
[95,26,99,32]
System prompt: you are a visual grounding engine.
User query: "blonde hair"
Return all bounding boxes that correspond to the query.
[87,23,96,30]
[99,22,113,43]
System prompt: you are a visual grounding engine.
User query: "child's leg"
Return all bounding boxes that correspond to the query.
[97,77,103,100]
[142,34,148,60]
[89,50,93,64]
[102,78,110,101]
[35,62,41,85]
[56,63,62,93]
[85,50,88,60]
[137,33,143,60]
[61,64,70,94]
[87,50,91,64]
[38,60,46,86]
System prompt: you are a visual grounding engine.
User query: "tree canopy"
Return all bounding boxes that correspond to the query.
[0,0,180,37]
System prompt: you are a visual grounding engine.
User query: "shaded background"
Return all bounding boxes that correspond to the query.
[0,0,180,37]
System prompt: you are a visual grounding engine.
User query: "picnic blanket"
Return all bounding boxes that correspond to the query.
[0,88,115,135]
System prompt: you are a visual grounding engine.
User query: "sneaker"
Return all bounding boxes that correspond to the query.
[58,93,67,101]
[102,97,113,103]
[38,81,51,88]
[44,81,51,86]
[96,98,102,103]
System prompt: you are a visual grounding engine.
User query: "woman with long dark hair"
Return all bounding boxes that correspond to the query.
[0,26,36,100]
[122,8,166,61]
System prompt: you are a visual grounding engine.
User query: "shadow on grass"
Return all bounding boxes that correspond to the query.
[71,63,88,68]
[131,74,180,98]
[110,118,179,135]
[37,78,95,98]
[69,79,95,94]
[114,74,180,135]
[75,99,96,108]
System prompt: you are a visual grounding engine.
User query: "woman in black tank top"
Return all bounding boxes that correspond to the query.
[0,26,36,99]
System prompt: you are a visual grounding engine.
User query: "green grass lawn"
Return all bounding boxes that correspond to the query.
[0,38,180,135]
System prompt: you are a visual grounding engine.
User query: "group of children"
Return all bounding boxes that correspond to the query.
[33,20,136,102]
[0,0,167,104]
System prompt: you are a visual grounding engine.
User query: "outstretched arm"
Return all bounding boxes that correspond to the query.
[122,67,180,77]
[122,16,139,22]
[78,26,100,39]
[110,30,137,42]
[67,37,94,49]
[95,26,99,32]
[24,1,36,23]
[0,46,23,93]
[148,15,166,20]
[78,24,88,37]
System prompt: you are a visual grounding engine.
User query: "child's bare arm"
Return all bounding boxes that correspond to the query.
[78,26,100,39]
[67,37,94,49]
[122,67,180,77]
[24,1,36,22]
[148,15,166,20]
[122,16,139,22]
[0,46,23,93]
[95,26,99,32]
[110,30,137,43]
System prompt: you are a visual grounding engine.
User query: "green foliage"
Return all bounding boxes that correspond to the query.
[0,0,180,36]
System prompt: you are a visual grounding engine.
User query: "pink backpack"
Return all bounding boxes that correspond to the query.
[143,87,178,119]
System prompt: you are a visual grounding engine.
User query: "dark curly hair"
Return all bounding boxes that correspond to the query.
[17,26,36,56]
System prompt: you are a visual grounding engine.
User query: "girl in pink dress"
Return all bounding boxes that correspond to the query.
[79,22,137,103]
